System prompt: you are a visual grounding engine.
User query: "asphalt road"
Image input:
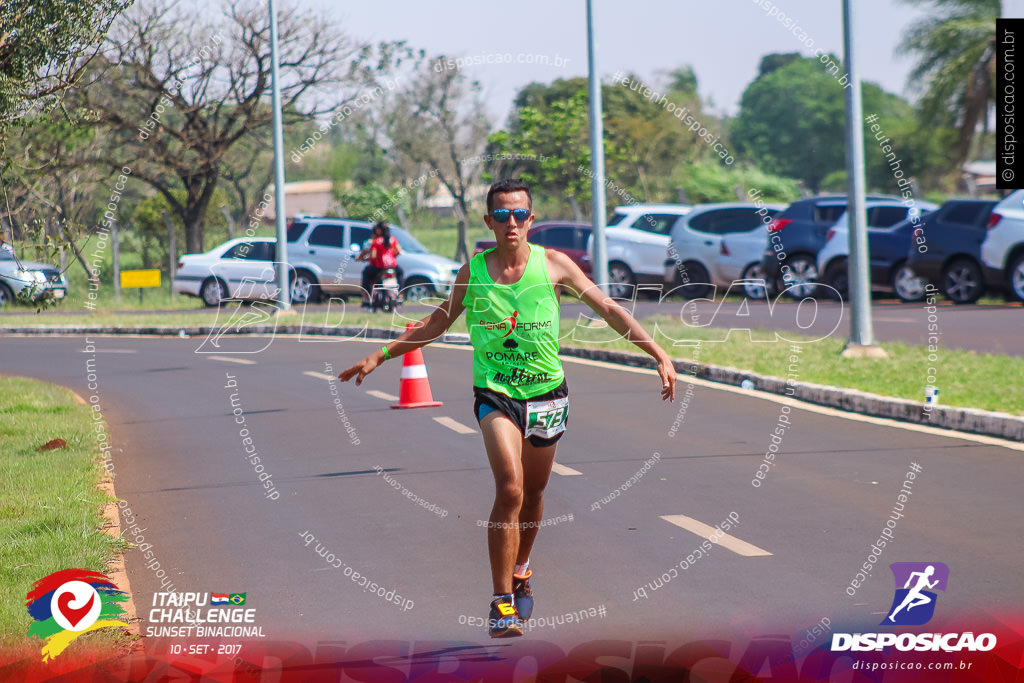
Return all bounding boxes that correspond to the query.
[2,335,1021,674]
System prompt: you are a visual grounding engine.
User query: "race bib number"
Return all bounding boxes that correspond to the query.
[525,397,569,439]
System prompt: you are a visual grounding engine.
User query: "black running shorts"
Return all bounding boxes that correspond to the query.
[473,379,569,447]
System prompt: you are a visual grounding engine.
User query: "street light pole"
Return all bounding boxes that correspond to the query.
[586,0,608,295]
[269,0,290,311]
[841,0,886,358]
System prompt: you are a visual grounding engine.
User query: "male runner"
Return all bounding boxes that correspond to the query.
[340,178,676,637]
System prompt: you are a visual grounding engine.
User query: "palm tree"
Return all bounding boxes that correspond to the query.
[897,0,998,167]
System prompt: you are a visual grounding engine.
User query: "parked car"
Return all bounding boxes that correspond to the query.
[285,217,461,302]
[982,190,1024,303]
[173,221,461,306]
[905,199,999,304]
[587,203,692,298]
[174,238,293,306]
[663,203,783,299]
[759,194,901,298]
[474,221,592,274]
[815,200,938,301]
[0,247,68,308]
[717,228,775,300]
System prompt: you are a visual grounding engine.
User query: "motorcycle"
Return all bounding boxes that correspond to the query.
[370,267,400,312]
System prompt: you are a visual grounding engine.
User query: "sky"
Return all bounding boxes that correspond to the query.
[314,0,934,123]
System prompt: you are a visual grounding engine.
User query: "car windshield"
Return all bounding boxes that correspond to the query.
[390,227,428,254]
[607,211,628,226]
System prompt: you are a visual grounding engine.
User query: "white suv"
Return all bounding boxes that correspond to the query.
[982,190,1024,302]
[587,204,691,298]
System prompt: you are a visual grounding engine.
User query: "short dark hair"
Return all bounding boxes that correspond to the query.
[486,178,532,213]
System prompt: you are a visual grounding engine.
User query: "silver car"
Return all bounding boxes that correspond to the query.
[0,247,68,307]
[285,217,460,302]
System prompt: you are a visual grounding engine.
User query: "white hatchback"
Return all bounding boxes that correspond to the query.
[664,202,783,299]
[588,204,691,298]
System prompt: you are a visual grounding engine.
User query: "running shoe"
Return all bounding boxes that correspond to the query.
[487,595,522,638]
[512,570,534,620]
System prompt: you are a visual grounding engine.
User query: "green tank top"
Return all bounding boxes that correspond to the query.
[462,243,563,398]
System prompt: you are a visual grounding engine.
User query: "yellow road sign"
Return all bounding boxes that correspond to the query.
[120,269,162,288]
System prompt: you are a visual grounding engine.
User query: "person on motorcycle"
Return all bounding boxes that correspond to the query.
[360,221,402,307]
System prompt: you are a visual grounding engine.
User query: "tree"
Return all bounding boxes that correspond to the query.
[487,70,718,215]
[0,111,126,279]
[383,54,491,262]
[0,0,132,126]
[897,0,997,167]
[732,56,848,193]
[130,189,229,268]
[79,0,364,254]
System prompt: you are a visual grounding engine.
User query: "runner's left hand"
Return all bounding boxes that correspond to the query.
[657,357,676,401]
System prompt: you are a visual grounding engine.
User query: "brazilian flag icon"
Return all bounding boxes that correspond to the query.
[229,593,246,605]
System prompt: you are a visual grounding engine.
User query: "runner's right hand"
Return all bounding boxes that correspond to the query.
[339,355,379,387]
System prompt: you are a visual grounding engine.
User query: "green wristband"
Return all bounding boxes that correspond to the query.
[381,345,391,361]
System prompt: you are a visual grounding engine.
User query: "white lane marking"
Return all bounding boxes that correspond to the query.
[660,515,773,557]
[433,416,476,434]
[303,371,335,380]
[551,462,583,476]
[78,349,137,353]
[557,355,1024,452]
[367,390,399,401]
[206,355,257,365]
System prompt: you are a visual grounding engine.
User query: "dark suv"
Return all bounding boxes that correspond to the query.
[905,199,998,304]
[759,194,899,298]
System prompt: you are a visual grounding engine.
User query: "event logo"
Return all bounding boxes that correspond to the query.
[883,562,948,626]
[832,561,995,653]
[25,569,129,661]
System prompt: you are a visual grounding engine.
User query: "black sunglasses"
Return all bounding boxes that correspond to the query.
[490,208,531,222]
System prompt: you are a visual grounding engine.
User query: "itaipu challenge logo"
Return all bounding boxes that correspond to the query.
[25,569,129,661]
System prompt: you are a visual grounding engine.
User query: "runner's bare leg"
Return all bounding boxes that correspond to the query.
[481,412,524,595]
[517,440,557,565]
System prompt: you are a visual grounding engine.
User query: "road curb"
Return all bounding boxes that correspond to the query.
[4,324,1022,442]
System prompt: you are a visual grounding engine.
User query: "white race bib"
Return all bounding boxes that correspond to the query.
[525,397,569,439]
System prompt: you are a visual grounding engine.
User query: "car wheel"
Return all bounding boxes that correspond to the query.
[0,281,15,308]
[673,261,712,299]
[290,270,318,304]
[823,261,848,302]
[941,258,984,304]
[607,262,636,300]
[1009,253,1024,303]
[740,263,768,300]
[200,277,229,307]
[776,255,819,299]
[893,263,927,303]
[402,277,435,302]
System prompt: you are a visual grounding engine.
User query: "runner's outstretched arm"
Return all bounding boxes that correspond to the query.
[547,250,677,401]
[339,264,470,386]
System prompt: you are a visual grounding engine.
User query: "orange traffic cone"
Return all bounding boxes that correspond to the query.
[391,324,443,409]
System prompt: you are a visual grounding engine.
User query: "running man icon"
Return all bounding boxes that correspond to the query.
[882,562,949,626]
[888,565,939,622]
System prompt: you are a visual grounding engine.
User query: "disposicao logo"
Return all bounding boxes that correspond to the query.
[832,562,997,653]
[883,562,948,626]
[26,569,129,661]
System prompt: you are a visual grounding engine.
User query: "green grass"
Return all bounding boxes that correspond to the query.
[562,315,1024,416]
[0,377,130,654]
